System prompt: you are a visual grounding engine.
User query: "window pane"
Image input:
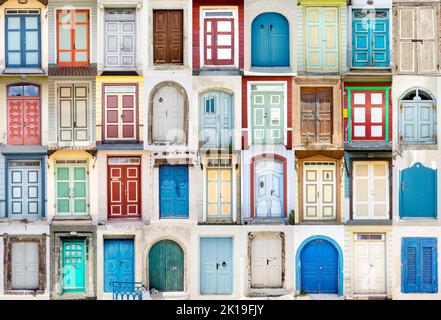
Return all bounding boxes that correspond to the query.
[26,31,39,50]
[7,17,20,29]
[26,52,38,65]
[25,17,38,29]
[24,85,39,96]
[8,31,20,50]
[59,27,71,50]
[75,25,87,50]
[8,52,21,65]
[8,86,24,96]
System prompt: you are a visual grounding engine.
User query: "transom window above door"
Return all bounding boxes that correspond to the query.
[352,9,389,67]
[399,88,437,145]
[105,9,136,69]
[57,10,89,66]
[6,10,41,69]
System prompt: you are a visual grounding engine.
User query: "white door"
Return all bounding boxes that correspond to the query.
[11,242,39,290]
[153,86,184,144]
[251,235,282,288]
[303,162,336,220]
[353,235,386,294]
[353,161,389,219]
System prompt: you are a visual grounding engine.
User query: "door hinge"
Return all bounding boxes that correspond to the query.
[400,104,403,111]
[395,65,398,70]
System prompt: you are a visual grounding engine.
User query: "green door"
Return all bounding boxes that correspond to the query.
[62,240,85,293]
[305,7,339,71]
[251,84,284,145]
[56,162,88,215]
[149,240,184,292]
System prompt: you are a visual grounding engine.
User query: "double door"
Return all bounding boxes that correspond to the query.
[11,242,39,290]
[200,237,233,294]
[203,13,234,66]
[159,165,188,218]
[153,10,183,64]
[206,168,232,221]
[301,87,332,143]
[57,10,89,66]
[251,236,282,288]
[56,162,88,215]
[105,9,135,68]
[104,239,134,292]
[107,157,141,218]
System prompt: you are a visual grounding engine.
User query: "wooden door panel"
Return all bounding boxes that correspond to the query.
[153,10,183,64]
[300,87,332,143]
[204,18,234,66]
[8,100,24,144]
[24,100,40,144]
[398,8,416,73]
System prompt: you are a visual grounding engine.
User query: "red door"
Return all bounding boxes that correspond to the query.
[107,157,141,218]
[7,84,40,145]
[351,90,385,141]
[204,18,234,66]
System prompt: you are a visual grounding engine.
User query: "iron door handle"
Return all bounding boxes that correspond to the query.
[266,259,270,265]
[216,263,220,270]
[270,24,273,31]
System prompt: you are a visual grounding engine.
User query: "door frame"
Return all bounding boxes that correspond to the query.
[4,153,46,218]
[55,80,93,146]
[295,235,343,296]
[199,6,239,69]
[250,153,287,219]
[6,82,41,145]
[349,158,392,220]
[102,83,139,143]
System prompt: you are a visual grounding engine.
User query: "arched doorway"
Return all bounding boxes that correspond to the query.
[297,236,342,294]
[148,240,184,292]
[251,13,289,67]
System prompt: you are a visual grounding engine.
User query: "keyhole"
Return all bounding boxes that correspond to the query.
[260,181,265,188]
[159,97,163,103]
[260,24,264,29]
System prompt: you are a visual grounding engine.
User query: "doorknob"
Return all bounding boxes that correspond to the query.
[221,261,227,268]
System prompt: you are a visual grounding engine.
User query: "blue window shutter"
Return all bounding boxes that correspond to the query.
[420,239,438,293]
[401,103,417,143]
[417,104,435,143]
[402,238,419,293]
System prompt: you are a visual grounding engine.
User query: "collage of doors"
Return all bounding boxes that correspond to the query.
[0,0,440,301]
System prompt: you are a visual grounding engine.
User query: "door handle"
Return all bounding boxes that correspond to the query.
[221,261,227,268]
[216,263,220,270]
[266,259,270,265]
[270,24,273,31]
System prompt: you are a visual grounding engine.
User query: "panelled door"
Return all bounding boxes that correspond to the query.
[7,84,40,145]
[251,13,289,67]
[200,237,233,294]
[251,235,282,288]
[104,85,137,141]
[57,10,89,66]
[62,240,85,293]
[6,12,40,68]
[207,168,232,221]
[107,157,141,218]
[56,160,88,216]
[305,7,339,71]
[58,84,88,145]
[200,91,232,149]
[301,87,332,143]
[8,160,42,219]
[105,9,135,68]
[153,10,183,64]
[251,84,285,145]
[159,165,189,218]
[203,11,235,66]
[352,9,389,67]
[254,158,284,219]
[104,239,134,292]
[149,240,184,292]
[397,6,438,74]
[11,242,39,290]
[301,239,338,294]
[354,234,386,294]
[303,162,336,220]
[152,85,185,144]
[353,161,389,219]
[351,90,385,140]
[400,162,437,218]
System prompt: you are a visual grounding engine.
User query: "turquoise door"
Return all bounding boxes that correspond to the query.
[149,240,184,292]
[6,14,40,68]
[159,165,189,218]
[352,9,389,67]
[400,162,437,218]
[251,13,289,67]
[251,85,285,145]
[200,237,233,294]
[62,240,85,293]
[305,7,339,71]
[104,239,135,292]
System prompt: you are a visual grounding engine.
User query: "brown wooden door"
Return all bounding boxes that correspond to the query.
[300,87,332,143]
[153,10,183,64]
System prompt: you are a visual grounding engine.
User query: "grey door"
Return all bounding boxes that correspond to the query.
[105,9,135,68]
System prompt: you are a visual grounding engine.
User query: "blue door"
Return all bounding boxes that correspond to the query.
[6,14,40,68]
[104,239,134,292]
[159,165,189,218]
[352,9,389,67]
[251,13,289,67]
[402,238,438,293]
[301,239,338,294]
[400,162,437,218]
[200,237,233,294]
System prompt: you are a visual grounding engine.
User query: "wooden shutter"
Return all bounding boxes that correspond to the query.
[397,7,417,73]
[316,88,332,142]
[300,88,317,141]
[418,102,435,142]
[400,103,417,142]
[417,6,437,74]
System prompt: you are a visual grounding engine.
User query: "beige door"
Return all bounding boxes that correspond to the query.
[303,162,336,220]
[353,161,389,219]
[251,235,282,288]
[206,168,232,220]
[353,234,386,294]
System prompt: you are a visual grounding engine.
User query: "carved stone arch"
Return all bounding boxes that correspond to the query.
[148,81,189,145]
